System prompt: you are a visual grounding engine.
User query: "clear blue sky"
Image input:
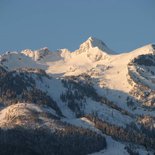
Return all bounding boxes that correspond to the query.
[0,0,155,53]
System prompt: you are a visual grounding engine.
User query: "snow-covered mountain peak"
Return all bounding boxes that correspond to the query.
[22,47,51,61]
[72,37,113,62]
[34,47,51,61]
[78,36,113,54]
[21,49,34,57]
[37,47,50,52]
[58,48,71,60]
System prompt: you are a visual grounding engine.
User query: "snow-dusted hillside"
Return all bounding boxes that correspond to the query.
[0,37,155,155]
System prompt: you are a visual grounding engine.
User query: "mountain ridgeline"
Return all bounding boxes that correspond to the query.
[0,37,155,155]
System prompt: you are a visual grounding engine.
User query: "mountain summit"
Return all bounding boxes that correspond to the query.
[79,36,114,54]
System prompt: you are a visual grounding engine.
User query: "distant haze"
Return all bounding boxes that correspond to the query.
[0,0,155,53]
